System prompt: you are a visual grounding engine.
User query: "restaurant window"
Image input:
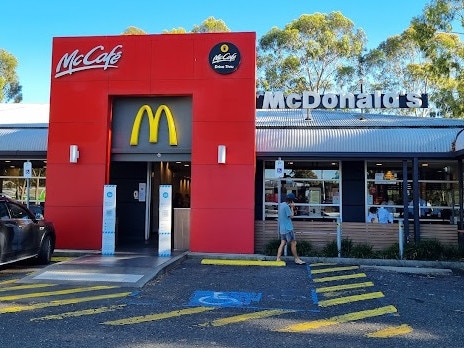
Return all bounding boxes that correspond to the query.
[366,160,459,224]
[263,161,340,220]
[0,160,47,206]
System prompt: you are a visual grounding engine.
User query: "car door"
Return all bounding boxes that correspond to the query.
[6,202,37,257]
[0,202,15,262]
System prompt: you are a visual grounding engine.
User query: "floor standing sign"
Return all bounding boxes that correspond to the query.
[159,185,172,257]
[102,185,117,255]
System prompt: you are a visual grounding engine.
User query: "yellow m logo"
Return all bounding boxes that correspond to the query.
[130,104,178,146]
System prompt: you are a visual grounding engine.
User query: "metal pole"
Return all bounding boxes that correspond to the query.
[337,217,342,258]
[26,178,30,209]
[398,219,404,260]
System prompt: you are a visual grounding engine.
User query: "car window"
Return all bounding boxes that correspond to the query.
[7,202,33,220]
[0,202,9,219]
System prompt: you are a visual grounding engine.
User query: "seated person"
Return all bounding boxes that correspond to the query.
[366,206,378,223]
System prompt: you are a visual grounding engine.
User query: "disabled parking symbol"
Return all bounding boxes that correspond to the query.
[189,291,262,308]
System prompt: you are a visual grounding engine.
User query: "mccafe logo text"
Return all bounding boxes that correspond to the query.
[55,44,123,78]
[257,91,428,109]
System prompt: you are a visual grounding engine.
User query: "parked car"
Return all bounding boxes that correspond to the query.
[0,195,56,265]
[27,204,45,220]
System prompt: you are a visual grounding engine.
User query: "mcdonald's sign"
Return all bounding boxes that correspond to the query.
[130,104,178,146]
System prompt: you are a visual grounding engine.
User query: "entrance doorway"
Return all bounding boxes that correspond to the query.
[109,161,191,252]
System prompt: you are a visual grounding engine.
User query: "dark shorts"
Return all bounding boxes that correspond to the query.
[280,231,296,242]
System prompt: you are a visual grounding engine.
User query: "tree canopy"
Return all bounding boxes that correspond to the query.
[7,5,464,117]
[0,49,22,103]
[257,12,366,95]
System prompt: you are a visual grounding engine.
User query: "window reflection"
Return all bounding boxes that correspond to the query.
[264,161,340,220]
[366,161,459,224]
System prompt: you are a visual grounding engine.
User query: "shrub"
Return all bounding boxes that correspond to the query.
[350,243,376,259]
[263,240,281,256]
[262,239,315,257]
[322,239,353,257]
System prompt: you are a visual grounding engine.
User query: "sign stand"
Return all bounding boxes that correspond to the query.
[102,185,117,255]
[158,185,172,256]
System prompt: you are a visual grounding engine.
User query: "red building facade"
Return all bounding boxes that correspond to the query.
[47,32,257,253]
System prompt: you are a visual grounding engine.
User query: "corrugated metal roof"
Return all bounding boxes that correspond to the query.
[0,128,48,152]
[256,109,464,128]
[0,104,49,154]
[256,109,464,155]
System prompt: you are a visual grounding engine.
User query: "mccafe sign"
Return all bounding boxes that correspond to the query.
[55,44,123,78]
[256,91,429,109]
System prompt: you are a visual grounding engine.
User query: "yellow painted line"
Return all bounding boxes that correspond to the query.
[312,273,367,283]
[0,283,56,292]
[51,256,73,262]
[316,281,374,293]
[102,306,216,326]
[31,304,127,321]
[0,285,118,301]
[0,292,132,313]
[199,309,295,327]
[201,259,286,267]
[277,305,398,332]
[311,266,359,274]
[318,291,385,307]
[367,324,413,338]
[0,279,19,285]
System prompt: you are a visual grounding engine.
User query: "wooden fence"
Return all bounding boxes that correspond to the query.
[254,220,459,254]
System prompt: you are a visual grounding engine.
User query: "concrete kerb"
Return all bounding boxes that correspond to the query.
[52,250,464,276]
[188,252,464,275]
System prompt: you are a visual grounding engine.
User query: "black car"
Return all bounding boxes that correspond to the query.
[0,196,56,265]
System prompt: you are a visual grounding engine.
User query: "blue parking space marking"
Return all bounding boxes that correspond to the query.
[189,291,262,308]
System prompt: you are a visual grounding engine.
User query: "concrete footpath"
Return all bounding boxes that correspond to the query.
[17,250,464,288]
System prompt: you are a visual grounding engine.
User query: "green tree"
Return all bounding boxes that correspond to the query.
[0,49,22,103]
[191,16,230,33]
[362,27,437,116]
[257,12,366,95]
[122,26,147,35]
[411,0,464,118]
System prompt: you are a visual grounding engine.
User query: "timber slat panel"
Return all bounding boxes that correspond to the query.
[254,220,459,253]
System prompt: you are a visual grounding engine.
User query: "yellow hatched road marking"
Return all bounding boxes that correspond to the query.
[313,273,367,283]
[0,292,132,313]
[31,304,127,321]
[102,306,216,326]
[311,266,359,274]
[367,324,413,338]
[201,259,285,267]
[0,283,56,292]
[51,256,73,262]
[0,285,119,301]
[318,291,384,307]
[199,309,295,327]
[277,305,398,332]
[316,281,374,293]
[0,279,20,286]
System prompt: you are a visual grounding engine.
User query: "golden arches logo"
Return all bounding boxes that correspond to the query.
[130,104,178,146]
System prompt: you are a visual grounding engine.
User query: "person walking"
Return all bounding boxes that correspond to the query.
[276,192,306,265]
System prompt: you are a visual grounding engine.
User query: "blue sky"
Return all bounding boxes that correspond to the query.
[3,0,431,103]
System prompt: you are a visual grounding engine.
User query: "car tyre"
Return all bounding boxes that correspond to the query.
[37,234,52,264]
